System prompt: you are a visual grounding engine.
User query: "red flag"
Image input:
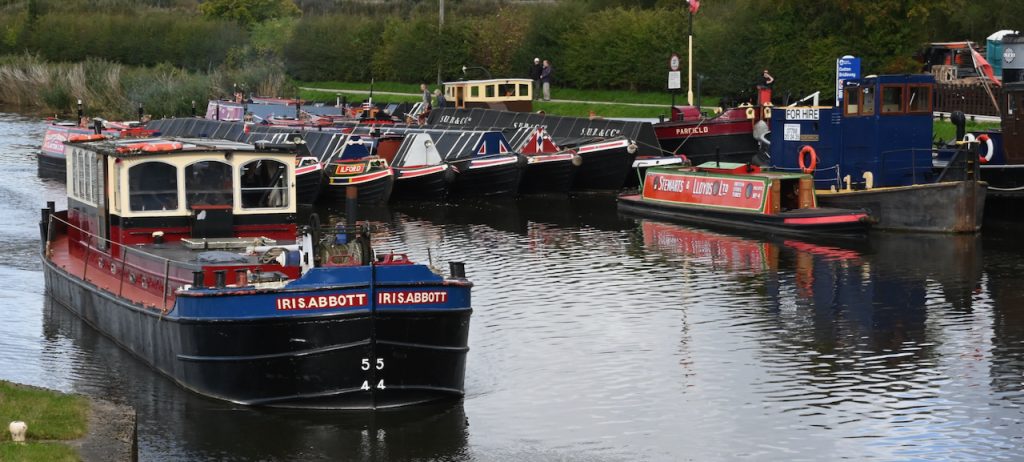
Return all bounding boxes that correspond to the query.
[971,48,1001,87]
[688,0,700,14]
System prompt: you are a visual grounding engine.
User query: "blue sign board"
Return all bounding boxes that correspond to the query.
[835,56,861,105]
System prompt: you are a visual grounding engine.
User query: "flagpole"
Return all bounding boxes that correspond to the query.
[687,8,694,106]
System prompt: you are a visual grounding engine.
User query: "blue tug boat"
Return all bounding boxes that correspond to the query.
[769,74,987,233]
[40,136,472,410]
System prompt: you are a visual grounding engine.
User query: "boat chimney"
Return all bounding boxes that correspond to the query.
[345,186,358,240]
[951,111,966,141]
[192,271,204,288]
[449,261,466,279]
[191,100,197,117]
[137,103,144,121]
[214,270,227,288]
[798,177,814,209]
[92,118,102,135]
[76,99,83,123]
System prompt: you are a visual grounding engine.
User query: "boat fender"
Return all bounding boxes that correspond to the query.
[798,145,818,174]
[627,143,638,154]
[571,154,583,167]
[976,134,994,163]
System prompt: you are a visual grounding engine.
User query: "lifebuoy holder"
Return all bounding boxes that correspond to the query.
[798,145,818,174]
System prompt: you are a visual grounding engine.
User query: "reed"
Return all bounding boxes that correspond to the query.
[0,53,291,119]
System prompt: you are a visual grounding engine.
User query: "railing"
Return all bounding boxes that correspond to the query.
[934,83,1002,117]
[45,213,194,313]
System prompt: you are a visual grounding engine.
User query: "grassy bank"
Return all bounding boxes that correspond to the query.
[933,119,1001,143]
[0,380,88,461]
[299,80,720,118]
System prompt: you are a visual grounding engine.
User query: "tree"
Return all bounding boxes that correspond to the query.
[199,0,301,28]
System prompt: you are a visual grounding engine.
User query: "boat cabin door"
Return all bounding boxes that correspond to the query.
[1005,87,1024,163]
[455,86,465,109]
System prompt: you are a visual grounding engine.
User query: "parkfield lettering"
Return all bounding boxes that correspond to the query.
[276,293,368,310]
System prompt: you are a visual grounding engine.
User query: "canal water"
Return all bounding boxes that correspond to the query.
[2,112,1024,461]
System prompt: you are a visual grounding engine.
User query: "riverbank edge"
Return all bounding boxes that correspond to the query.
[1,381,137,462]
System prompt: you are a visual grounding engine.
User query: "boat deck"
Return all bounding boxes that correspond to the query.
[47,234,173,311]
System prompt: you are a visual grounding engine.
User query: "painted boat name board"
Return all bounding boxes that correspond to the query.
[643,171,768,212]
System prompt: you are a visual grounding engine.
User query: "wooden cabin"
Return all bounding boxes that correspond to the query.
[443,78,534,112]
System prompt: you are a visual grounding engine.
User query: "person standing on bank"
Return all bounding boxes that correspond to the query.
[540,59,553,101]
[420,83,431,109]
[434,88,447,108]
[529,57,543,100]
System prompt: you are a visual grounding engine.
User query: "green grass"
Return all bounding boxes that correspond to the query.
[0,381,89,442]
[0,442,80,462]
[298,80,720,118]
[933,120,1001,143]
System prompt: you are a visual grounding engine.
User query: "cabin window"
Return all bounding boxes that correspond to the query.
[907,85,932,113]
[240,159,288,209]
[881,85,904,114]
[498,84,515,97]
[185,160,233,208]
[69,149,100,205]
[843,88,860,116]
[470,86,479,98]
[485,85,496,98]
[861,86,876,115]
[519,84,529,97]
[1007,93,1017,116]
[128,162,178,212]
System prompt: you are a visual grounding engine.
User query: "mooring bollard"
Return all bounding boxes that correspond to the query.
[9,420,27,443]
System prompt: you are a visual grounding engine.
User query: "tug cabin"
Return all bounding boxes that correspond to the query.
[444,78,534,112]
[63,137,298,262]
[770,74,936,190]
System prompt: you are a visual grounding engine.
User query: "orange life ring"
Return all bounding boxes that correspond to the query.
[115,142,183,153]
[976,134,994,163]
[798,145,818,174]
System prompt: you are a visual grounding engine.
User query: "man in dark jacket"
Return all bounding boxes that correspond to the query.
[540,60,553,101]
[529,58,543,100]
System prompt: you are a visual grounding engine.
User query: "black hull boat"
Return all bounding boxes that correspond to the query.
[570,137,638,190]
[448,155,525,198]
[323,158,395,205]
[653,109,762,163]
[392,165,454,201]
[42,262,470,409]
[41,137,473,410]
[295,156,324,205]
[520,152,579,194]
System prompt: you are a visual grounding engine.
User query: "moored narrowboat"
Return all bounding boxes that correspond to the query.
[322,136,395,205]
[618,162,871,236]
[40,136,473,410]
[516,127,580,194]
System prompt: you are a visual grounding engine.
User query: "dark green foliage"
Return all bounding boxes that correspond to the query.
[284,15,383,82]
[20,12,246,71]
